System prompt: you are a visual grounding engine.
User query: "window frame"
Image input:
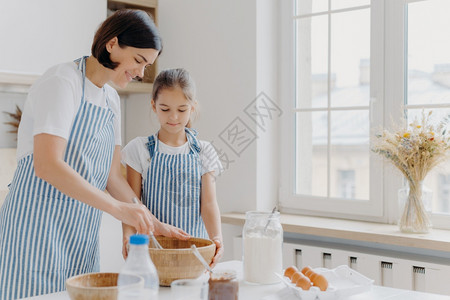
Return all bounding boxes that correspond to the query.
[279,0,385,222]
[279,0,450,228]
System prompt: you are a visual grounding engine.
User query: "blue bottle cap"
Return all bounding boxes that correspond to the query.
[129,234,149,245]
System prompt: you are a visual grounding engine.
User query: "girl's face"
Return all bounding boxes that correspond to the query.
[107,37,159,88]
[152,87,194,134]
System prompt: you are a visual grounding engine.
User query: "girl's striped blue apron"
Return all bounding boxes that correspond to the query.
[0,56,115,299]
[143,128,207,238]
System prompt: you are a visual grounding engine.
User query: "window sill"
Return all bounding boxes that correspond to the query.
[221,212,450,253]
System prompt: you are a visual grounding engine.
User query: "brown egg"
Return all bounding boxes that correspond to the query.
[301,266,312,275]
[312,274,328,291]
[295,274,312,290]
[291,271,303,284]
[308,271,319,282]
[284,266,299,279]
[305,269,316,279]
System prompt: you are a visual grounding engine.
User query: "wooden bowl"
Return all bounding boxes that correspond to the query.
[66,272,143,300]
[149,237,216,286]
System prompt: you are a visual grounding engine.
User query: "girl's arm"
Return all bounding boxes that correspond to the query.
[126,164,143,200]
[201,171,223,268]
[33,134,153,233]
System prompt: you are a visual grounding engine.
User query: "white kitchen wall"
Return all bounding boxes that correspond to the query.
[256,0,280,211]
[122,94,156,144]
[0,0,106,74]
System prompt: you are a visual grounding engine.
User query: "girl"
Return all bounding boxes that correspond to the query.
[122,68,224,266]
[0,9,188,299]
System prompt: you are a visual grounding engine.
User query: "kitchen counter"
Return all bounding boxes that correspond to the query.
[23,261,450,300]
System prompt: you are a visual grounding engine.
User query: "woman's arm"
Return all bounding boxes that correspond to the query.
[34,134,154,233]
[201,172,223,268]
[106,147,147,215]
[118,164,143,258]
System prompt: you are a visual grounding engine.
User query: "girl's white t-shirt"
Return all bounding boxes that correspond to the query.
[16,61,121,160]
[122,135,223,181]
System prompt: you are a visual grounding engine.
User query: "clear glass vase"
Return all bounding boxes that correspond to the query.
[398,181,432,233]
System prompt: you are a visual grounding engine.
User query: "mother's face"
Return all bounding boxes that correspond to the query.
[106,37,159,88]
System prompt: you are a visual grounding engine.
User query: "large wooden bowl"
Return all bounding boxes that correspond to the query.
[149,237,216,286]
[66,272,143,300]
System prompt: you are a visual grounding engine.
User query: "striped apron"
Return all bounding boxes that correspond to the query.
[143,128,207,238]
[0,56,115,299]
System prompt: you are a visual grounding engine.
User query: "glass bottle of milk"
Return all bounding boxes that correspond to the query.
[243,211,283,284]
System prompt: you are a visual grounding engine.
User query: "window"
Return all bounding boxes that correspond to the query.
[406,0,450,218]
[438,175,450,213]
[280,0,450,227]
[338,170,355,199]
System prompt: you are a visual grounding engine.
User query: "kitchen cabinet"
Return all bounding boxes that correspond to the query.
[107,0,158,94]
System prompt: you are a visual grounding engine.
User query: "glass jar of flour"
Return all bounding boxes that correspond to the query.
[243,211,283,284]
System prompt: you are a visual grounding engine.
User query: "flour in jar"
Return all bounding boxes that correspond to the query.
[243,232,282,284]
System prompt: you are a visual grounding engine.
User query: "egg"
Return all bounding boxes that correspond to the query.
[312,274,328,291]
[283,266,298,279]
[308,271,319,282]
[291,271,303,284]
[295,274,312,290]
[305,269,316,279]
[301,266,312,275]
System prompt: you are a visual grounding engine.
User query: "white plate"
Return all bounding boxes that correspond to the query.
[276,265,373,300]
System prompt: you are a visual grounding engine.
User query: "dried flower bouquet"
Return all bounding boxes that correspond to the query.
[372,111,450,233]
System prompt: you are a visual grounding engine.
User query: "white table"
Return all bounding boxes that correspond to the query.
[23,261,450,300]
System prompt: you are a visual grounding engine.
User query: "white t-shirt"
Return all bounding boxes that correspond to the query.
[122,135,223,182]
[16,61,121,160]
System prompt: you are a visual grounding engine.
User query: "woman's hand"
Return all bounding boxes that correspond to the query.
[114,201,156,234]
[210,238,224,268]
[115,198,189,241]
[122,224,136,259]
[121,216,189,259]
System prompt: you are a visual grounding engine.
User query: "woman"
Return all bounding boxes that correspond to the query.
[0,9,188,299]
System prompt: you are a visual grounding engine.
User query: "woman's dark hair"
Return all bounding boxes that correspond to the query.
[91,9,162,70]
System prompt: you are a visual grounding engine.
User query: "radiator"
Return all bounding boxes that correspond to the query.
[233,236,450,295]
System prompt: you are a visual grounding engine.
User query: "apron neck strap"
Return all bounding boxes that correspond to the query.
[74,56,109,106]
[74,56,89,104]
[146,135,157,159]
[186,128,201,154]
[146,129,202,158]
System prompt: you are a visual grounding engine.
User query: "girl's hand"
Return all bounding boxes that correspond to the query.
[154,220,191,240]
[210,238,224,268]
[122,224,136,259]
